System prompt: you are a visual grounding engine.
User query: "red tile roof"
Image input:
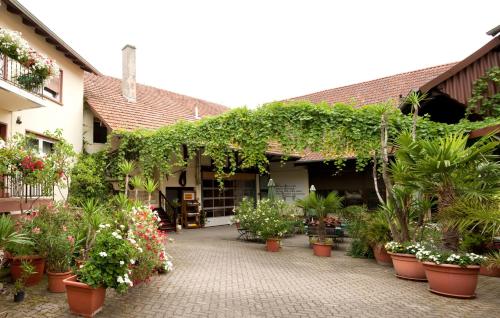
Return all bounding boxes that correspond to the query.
[287,63,457,162]
[84,73,229,130]
[288,63,456,107]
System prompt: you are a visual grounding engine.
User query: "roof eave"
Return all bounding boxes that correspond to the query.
[4,0,100,75]
[419,36,500,93]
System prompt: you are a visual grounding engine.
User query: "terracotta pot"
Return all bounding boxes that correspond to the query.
[479,265,500,277]
[422,262,480,298]
[266,239,281,252]
[235,222,241,229]
[47,270,72,293]
[63,275,106,317]
[313,242,332,257]
[372,245,393,266]
[10,255,45,286]
[388,252,426,281]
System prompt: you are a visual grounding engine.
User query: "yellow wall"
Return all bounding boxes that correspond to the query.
[0,5,85,152]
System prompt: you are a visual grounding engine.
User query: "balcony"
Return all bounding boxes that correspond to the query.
[0,171,54,213]
[0,53,60,111]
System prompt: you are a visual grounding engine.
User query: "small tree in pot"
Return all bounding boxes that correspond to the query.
[297,190,343,257]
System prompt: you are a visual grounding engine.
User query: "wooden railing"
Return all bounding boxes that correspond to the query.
[157,190,178,231]
[0,172,54,201]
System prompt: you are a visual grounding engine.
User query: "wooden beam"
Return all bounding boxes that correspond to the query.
[21,17,36,27]
[469,124,500,139]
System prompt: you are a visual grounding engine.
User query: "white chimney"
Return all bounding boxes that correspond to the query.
[122,44,136,102]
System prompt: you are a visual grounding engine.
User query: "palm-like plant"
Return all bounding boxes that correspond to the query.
[394,132,499,250]
[143,178,158,206]
[296,191,343,244]
[79,199,104,261]
[118,160,135,197]
[129,175,143,201]
[405,91,427,141]
[0,215,33,260]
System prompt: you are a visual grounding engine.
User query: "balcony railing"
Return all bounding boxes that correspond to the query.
[0,53,62,102]
[0,172,54,201]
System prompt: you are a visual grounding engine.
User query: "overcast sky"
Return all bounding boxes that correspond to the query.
[18,0,500,108]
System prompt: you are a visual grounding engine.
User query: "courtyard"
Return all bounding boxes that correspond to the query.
[1,226,499,318]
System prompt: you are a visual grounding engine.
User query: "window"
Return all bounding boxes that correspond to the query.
[202,178,256,218]
[25,132,55,155]
[44,70,63,103]
[93,118,108,143]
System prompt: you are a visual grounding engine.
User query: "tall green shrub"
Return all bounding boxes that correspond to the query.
[69,152,110,205]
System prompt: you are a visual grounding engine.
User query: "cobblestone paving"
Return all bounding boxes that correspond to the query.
[1,225,499,317]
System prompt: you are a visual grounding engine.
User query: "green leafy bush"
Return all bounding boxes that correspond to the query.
[69,152,110,205]
[77,225,136,293]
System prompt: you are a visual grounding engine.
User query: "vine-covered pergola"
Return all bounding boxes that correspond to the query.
[107,100,499,180]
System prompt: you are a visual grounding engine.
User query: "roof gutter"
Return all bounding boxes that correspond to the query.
[4,0,100,75]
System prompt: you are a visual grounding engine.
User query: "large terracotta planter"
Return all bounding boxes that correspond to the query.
[63,275,106,317]
[479,265,500,277]
[388,252,426,281]
[266,239,281,252]
[372,245,392,266]
[422,262,480,298]
[10,255,45,286]
[47,270,72,293]
[313,242,332,257]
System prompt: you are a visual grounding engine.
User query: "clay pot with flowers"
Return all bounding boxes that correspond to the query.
[416,248,486,298]
[385,241,426,280]
[7,212,47,286]
[297,191,343,257]
[64,224,136,317]
[251,199,290,252]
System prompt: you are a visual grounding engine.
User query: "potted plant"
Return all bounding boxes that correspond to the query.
[253,199,290,252]
[297,191,343,257]
[0,214,33,265]
[64,223,136,317]
[363,211,392,266]
[480,251,500,277]
[13,260,36,302]
[385,241,426,280]
[7,212,47,287]
[46,233,74,292]
[416,248,485,298]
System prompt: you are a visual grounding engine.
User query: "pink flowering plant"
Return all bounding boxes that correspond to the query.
[127,206,173,282]
[77,224,137,293]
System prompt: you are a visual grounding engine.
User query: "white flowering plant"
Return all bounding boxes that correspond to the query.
[252,199,291,240]
[415,247,486,267]
[0,28,60,88]
[384,241,426,255]
[77,225,137,293]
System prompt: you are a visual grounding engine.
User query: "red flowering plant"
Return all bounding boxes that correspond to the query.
[126,206,173,282]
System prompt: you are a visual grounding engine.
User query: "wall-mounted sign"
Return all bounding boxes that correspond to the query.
[183,191,195,201]
[275,184,305,201]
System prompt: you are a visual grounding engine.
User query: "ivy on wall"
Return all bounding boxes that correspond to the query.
[107,101,500,181]
[468,66,500,118]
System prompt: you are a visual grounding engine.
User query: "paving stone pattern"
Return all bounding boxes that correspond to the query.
[1,226,499,317]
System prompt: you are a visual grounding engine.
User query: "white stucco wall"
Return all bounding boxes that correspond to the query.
[0,5,86,153]
[268,162,309,203]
